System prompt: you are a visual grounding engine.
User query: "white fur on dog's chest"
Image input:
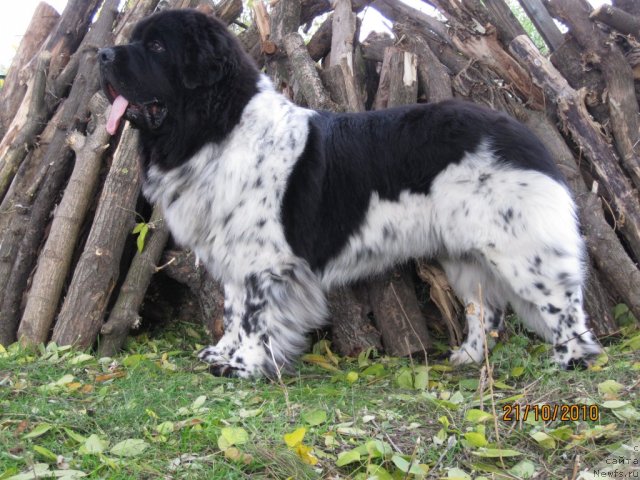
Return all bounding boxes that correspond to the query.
[144,82,312,282]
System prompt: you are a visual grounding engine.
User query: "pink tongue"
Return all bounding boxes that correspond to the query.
[107,95,129,135]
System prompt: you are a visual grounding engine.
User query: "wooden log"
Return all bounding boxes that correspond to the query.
[330,0,357,70]
[371,0,450,42]
[369,268,432,357]
[324,0,365,112]
[114,0,161,43]
[43,0,103,101]
[463,0,527,45]
[394,23,453,102]
[361,31,394,63]
[18,93,111,345]
[548,0,640,191]
[98,206,171,357]
[613,0,640,17]
[2,1,119,346]
[266,0,301,94]
[0,0,100,142]
[328,285,382,356]
[48,125,142,348]
[510,34,640,261]
[160,250,225,343]
[516,0,564,51]
[283,33,338,111]
[450,29,545,110]
[0,2,59,140]
[373,47,418,109]
[307,13,333,62]
[416,261,463,347]
[0,52,51,202]
[0,106,63,346]
[590,4,640,37]
[212,0,243,25]
[549,37,608,125]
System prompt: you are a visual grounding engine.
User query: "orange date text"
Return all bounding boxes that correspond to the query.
[501,403,599,422]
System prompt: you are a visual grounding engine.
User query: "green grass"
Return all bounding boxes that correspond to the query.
[1,320,639,479]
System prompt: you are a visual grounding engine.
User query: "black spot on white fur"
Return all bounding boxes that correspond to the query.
[100,9,602,378]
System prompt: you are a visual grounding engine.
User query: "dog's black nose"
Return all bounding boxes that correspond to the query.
[98,47,115,65]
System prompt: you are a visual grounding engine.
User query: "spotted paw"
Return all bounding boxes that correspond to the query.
[553,334,602,370]
[449,344,484,366]
[197,345,227,364]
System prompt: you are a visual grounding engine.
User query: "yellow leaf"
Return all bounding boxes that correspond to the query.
[295,444,318,465]
[284,427,307,447]
[301,354,339,371]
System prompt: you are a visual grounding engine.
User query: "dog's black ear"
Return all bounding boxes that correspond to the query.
[181,14,237,89]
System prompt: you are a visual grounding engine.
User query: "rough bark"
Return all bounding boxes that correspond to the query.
[612,0,640,18]
[548,0,640,191]
[98,206,170,356]
[510,34,640,261]
[369,268,432,357]
[324,0,365,111]
[395,23,453,102]
[47,125,141,348]
[211,0,243,25]
[590,4,640,37]
[3,1,119,346]
[0,2,59,140]
[160,250,225,342]
[307,14,333,62]
[371,0,450,42]
[549,37,608,124]
[266,0,301,93]
[416,262,464,347]
[283,33,339,111]
[373,47,418,109]
[18,93,111,345]
[516,0,564,51]
[328,286,382,356]
[330,0,357,70]
[464,0,527,45]
[43,0,102,83]
[0,106,63,346]
[0,52,51,202]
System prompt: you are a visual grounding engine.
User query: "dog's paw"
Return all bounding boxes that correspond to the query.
[449,342,484,366]
[554,335,603,370]
[197,343,269,378]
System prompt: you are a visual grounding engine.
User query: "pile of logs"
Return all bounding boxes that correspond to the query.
[0,0,638,358]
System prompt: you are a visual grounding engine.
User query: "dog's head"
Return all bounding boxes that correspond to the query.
[99,9,259,169]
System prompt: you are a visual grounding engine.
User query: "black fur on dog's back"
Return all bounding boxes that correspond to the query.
[282,101,562,272]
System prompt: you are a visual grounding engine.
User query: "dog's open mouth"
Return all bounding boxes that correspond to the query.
[105,83,167,135]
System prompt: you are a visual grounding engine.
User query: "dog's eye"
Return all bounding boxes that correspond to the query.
[147,40,165,53]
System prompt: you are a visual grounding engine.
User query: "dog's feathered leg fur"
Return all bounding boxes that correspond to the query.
[198,258,327,378]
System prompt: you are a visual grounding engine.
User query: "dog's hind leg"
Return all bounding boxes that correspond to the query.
[441,257,507,365]
[198,258,328,378]
[485,247,602,369]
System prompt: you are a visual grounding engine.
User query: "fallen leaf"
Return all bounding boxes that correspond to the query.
[283,427,306,448]
[110,438,148,457]
[302,409,327,426]
[94,371,126,383]
[218,427,249,450]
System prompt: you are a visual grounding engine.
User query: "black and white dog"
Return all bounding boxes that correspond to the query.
[99,9,601,377]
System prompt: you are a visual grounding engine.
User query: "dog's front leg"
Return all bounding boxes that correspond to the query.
[198,259,328,378]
